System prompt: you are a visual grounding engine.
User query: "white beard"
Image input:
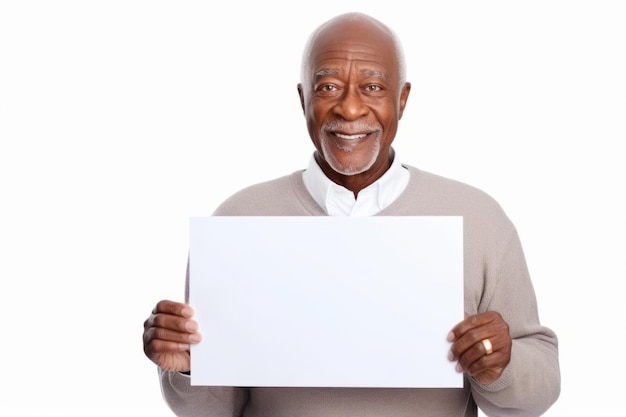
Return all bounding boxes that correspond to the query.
[319,130,381,176]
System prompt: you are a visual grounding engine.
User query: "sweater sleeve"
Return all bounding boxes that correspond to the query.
[470,229,561,416]
[158,368,249,417]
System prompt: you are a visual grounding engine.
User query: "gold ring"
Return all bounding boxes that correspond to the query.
[482,338,493,355]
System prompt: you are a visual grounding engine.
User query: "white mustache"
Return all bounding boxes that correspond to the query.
[321,120,381,134]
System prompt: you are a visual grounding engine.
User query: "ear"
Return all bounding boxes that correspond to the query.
[297,84,306,114]
[398,82,411,119]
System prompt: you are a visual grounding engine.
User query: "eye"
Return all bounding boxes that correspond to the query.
[365,84,383,92]
[318,84,338,92]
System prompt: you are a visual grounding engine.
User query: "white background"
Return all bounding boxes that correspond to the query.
[1,1,624,416]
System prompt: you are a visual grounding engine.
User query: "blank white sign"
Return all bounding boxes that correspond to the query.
[189,216,463,388]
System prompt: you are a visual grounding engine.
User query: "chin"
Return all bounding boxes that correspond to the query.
[322,143,380,176]
[330,163,371,176]
[317,129,382,176]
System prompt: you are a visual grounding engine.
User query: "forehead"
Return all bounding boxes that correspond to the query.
[307,21,399,80]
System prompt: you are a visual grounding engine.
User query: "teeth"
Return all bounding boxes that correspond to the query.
[335,133,367,140]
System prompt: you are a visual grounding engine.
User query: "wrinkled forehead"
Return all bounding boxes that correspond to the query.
[302,18,402,84]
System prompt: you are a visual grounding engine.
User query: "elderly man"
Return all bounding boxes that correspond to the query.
[143,12,560,417]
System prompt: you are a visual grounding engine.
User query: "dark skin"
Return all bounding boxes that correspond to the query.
[297,17,410,196]
[143,300,199,372]
[448,312,512,384]
[143,14,512,385]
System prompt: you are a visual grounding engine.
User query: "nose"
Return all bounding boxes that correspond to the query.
[333,86,369,121]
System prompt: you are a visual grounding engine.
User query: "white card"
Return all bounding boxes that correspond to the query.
[189,216,463,388]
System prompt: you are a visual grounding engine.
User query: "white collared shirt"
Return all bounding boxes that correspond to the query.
[302,152,409,216]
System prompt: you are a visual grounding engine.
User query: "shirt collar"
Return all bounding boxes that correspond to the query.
[302,150,409,216]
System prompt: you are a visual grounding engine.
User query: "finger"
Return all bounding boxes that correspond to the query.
[454,338,497,371]
[450,327,511,361]
[144,338,191,357]
[464,351,506,377]
[449,327,489,359]
[447,312,470,343]
[449,312,496,341]
[144,326,202,345]
[449,313,509,357]
[144,310,199,336]
[152,300,195,318]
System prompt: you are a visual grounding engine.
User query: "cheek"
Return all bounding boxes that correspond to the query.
[375,106,401,134]
[305,113,319,138]
[305,105,328,133]
[376,103,399,123]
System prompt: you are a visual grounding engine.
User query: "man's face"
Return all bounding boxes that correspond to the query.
[298,20,410,185]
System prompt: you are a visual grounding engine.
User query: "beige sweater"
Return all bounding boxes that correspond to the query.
[159,166,560,417]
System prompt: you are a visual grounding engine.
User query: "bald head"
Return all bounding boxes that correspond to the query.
[300,12,407,87]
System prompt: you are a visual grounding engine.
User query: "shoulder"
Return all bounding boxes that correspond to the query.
[401,165,506,215]
[393,165,518,245]
[212,170,324,216]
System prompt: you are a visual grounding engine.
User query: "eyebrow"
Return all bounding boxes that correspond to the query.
[314,69,339,77]
[314,69,389,82]
[362,69,388,82]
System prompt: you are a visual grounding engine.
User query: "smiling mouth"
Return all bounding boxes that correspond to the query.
[332,132,371,140]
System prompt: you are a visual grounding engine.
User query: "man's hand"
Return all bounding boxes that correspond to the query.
[143,300,202,372]
[447,311,512,385]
